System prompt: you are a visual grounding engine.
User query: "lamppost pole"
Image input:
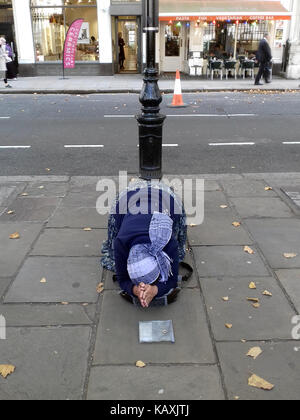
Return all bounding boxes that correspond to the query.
[137,0,166,180]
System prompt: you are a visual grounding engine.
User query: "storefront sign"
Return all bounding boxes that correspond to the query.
[63,19,84,69]
[159,15,291,22]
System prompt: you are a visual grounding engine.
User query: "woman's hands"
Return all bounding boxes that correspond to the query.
[133,283,158,308]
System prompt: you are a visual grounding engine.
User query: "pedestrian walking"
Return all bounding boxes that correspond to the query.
[4,39,17,80]
[118,32,125,70]
[0,37,12,88]
[255,33,272,86]
[101,180,188,308]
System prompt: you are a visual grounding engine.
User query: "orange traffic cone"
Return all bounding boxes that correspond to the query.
[168,70,188,108]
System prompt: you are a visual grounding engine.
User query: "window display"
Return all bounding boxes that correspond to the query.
[31,0,98,63]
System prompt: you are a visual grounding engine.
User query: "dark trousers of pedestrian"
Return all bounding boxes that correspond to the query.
[255,62,271,84]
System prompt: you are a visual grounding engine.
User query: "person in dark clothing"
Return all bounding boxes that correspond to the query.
[118,32,125,70]
[5,42,17,80]
[255,33,272,85]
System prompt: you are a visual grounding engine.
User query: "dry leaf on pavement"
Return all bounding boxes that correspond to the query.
[220,205,228,209]
[83,227,92,231]
[264,186,273,191]
[225,324,233,329]
[247,347,263,360]
[9,232,20,239]
[97,283,104,294]
[0,365,15,379]
[252,303,260,308]
[249,282,257,290]
[248,374,274,391]
[135,360,146,368]
[222,297,229,302]
[262,290,273,297]
[40,278,47,283]
[7,210,14,215]
[247,298,259,303]
[244,246,254,255]
[232,222,241,227]
[283,253,297,259]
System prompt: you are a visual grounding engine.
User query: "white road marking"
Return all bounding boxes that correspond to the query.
[209,142,255,146]
[104,114,256,118]
[0,117,10,119]
[64,145,104,148]
[282,142,300,145]
[137,144,178,147]
[0,145,31,149]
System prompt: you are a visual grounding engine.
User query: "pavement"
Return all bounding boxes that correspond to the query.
[0,172,300,400]
[0,74,299,94]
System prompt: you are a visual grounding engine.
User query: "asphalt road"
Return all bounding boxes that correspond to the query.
[0,92,300,175]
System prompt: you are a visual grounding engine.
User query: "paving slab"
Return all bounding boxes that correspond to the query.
[0,197,61,222]
[245,219,300,269]
[188,215,252,246]
[93,290,215,365]
[47,206,108,228]
[0,326,91,400]
[201,277,295,341]
[30,228,106,257]
[87,365,225,400]
[61,192,101,208]
[0,278,12,299]
[69,176,119,192]
[0,184,26,207]
[4,257,102,303]
[217,341,300,400]
[193,246,270,278]
[230,197,293,218]
[275,269,300,312]
[0,207,6,215]
[24,182,69,197]
[0,222,43,277]
[0,303,93,326]
[221,179,277,197]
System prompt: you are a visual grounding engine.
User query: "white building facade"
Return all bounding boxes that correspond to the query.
[0,0,299,78]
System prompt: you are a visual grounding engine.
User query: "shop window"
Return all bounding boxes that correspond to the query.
[31,0,98,63]
[165,23,180,57]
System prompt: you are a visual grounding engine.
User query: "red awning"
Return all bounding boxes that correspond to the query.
[159,0,291,21]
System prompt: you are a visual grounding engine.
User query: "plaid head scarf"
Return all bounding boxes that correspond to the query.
[127,212,173,285]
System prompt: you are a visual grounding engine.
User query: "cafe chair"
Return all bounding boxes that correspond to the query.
[207,60,223,80]
[242,60,255,79]
[224,60,237,80]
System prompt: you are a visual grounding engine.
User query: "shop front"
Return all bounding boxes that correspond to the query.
[158,0,291,75]
[0,1,17,60]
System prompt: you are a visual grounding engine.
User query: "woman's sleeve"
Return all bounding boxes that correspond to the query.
[114,237,134,297]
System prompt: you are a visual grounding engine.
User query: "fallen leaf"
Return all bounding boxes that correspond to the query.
[265,186,273,191]
[0,365,15,379]
[21,193,28,196]
[61,302,69,305]
[189,223,196,227]
[247,347,263,360]
[9,232,20,239]
[232,222,241,227]
[135,360,146,368]
[6,210,14,215]
[262,290,272,297]
[241,339,247,343]
[244,246,254,255]
[39,186,44,189]
[249,282,257,290]
[45,168,51,172]
[222,297,229,302]
[225,324,233,329]
[252,303,261,308]
[248,374,274,391]
[40,278,47,283]
[220,205,228,209]
[283,253,297,259]
[97,283,104,294]
[83,227,92,231]
[247,298,259,303]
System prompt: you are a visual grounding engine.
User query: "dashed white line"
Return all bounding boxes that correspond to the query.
[104,114,257,118]
[282,142,300,145]
[0,117,10,119]
[0,145,31,149]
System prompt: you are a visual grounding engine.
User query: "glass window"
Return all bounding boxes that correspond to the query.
[31,0,98,63]
[165,23,181,57]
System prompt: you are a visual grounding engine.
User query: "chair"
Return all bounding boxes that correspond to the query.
[224,60,237,80]
[207,60,223,80]
[241,60,255,79]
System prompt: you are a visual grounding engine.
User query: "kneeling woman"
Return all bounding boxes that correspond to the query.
[101,181,187,308]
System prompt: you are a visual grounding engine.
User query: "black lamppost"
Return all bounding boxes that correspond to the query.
[136,0,166,180]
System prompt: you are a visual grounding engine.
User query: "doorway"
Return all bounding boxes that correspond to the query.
[161,22,186,72]
[116,16,140,73]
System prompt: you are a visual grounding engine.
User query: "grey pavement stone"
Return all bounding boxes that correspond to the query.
[31,228,106,257]
[193,246,270,277]
[0,184,26,207]
[0,278,12,298]
[0,303,93,326]
[0,326,91,400]
[275,269,300,312]
[4,257,102,303]
[201,277,295,341]
[245,219,300,269]
[230,197,293,218]
[217,341,300,400]
[0,176,69,183]
[47,206,108,228]
[69,176,119,192]
[0,223,43,277]
[93,290,215,365]
[60,192,101,207]
[0,207,5,216]
[0,197,61,222]
[87,366,225,400]
[221,179,277,197]
[24,182,69,197]
[188,216,252,246]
